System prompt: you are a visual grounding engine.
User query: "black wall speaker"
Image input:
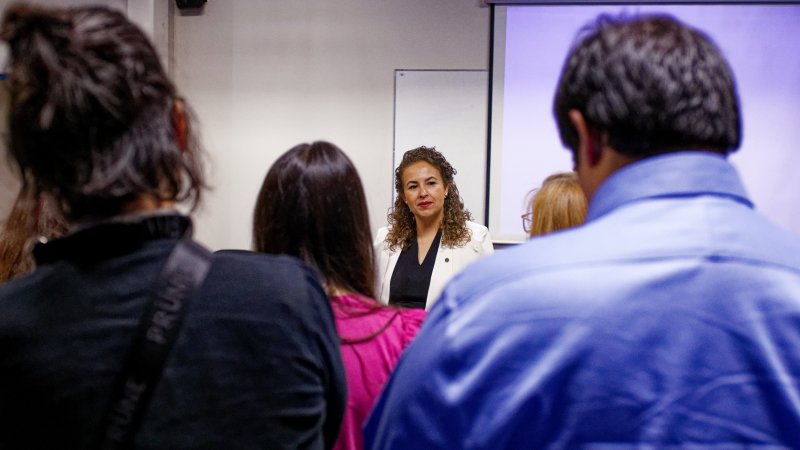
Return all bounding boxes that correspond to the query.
[175,0,207,10]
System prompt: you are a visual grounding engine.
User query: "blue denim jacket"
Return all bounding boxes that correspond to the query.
[367,152,800,449]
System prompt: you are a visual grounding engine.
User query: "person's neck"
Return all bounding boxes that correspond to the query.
[327,284,352,297]
[120,195,175,214]
[70,196,178,232]
[415,215,442,240]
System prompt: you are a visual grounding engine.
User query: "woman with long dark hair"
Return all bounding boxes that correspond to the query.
[254,141,425,450]
[0,5,345,449]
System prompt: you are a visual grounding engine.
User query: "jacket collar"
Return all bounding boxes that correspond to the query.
[587,151,753,223]
[33,212,192,266]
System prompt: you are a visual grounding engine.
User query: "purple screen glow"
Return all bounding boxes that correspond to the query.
[491,5,800,242]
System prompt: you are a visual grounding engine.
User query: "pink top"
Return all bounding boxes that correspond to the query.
[330,293,425,450]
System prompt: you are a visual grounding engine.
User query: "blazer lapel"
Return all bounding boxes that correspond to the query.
[380,247,401,304]
[426,242,453,309]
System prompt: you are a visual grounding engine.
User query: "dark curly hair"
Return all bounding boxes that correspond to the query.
[1,3,206,221]
[385,146,472,251]
[554,14,741,158]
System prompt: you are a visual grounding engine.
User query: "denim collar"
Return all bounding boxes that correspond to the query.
[587,151,753,223]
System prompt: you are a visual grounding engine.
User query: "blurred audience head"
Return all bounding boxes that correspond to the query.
[524,171,586,238]
[554,14,741,161]
[1,3,205,222]
[253,141,375,298]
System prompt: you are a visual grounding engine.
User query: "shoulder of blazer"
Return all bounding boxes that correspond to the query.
[465,221,490,243]
[374,226,390,248]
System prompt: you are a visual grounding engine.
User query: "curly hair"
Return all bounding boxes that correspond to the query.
[385,146,472,251]
[554,14,740,158]
[0,190,68,282]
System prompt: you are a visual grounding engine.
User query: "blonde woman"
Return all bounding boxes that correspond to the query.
[523,171,587,237]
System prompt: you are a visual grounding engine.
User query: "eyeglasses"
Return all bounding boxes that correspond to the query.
[521,212,533,234]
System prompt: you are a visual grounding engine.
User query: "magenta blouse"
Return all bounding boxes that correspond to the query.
[330,293,425,450]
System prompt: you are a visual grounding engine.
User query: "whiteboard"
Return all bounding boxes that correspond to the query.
[393,70,488,226]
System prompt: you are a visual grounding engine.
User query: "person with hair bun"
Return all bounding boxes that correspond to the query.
[0,4,345,449]
[253,141,425,450]
[375,146,494,310]
[522,171,586,238]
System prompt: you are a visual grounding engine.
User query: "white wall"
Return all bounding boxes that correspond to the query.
[172,1,490,250]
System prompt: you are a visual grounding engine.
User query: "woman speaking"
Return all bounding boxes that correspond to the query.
[375,146,494,310]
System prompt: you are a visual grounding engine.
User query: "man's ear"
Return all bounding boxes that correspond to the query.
[568,109,602,166]
[171,98,188,152]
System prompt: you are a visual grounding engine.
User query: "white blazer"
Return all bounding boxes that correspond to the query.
[374,221,494,310]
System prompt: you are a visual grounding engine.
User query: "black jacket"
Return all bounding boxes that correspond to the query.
[0,214,346,449]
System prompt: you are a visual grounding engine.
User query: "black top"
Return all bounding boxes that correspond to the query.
[0,213,346,450]
[389,229,442,309]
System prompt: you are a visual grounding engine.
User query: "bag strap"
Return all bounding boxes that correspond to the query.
[95,238,212,450]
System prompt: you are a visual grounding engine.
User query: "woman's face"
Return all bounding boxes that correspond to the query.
[401,161,449,225]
